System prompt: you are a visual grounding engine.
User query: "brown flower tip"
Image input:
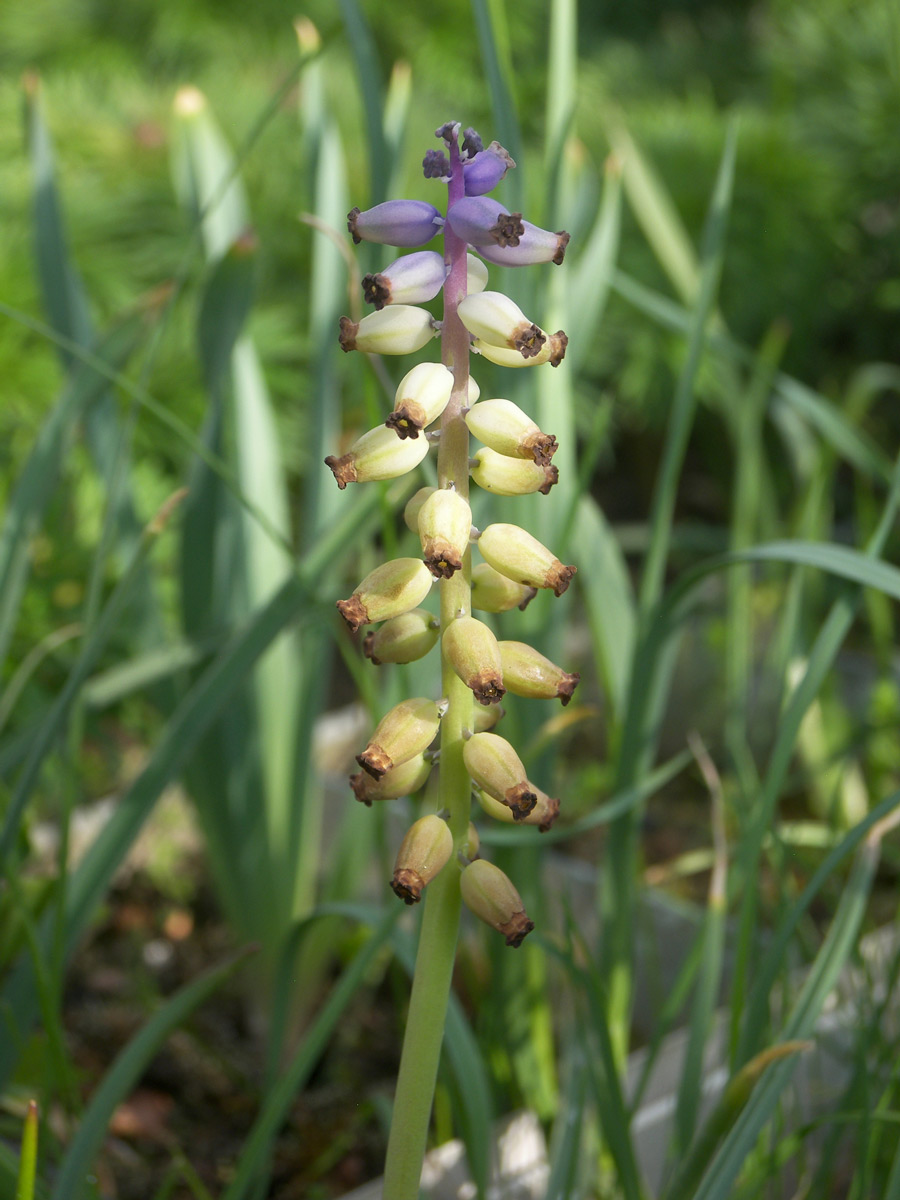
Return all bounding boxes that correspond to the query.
[523,431,558,466]
[336,594,368,632]
[362,632,381,664]
[538,465,559,495]
[347,206,362,244]
[424,541,463,580]
[552,231,571,266]
[514,323,547,359]
[505,782,538,819]
[491,212,525,247]
[558,673,580,706]
[549,331,568,367]
[390,868,424,905]
[356,744,393,780]
[499,911,535,948]
[349,772,374,805]
[338,315,359,352]
[472,672,506,706]
[518,587,538,611]
[362,272,391,309]
[324,453,358,489]
[385,402,426,439]
[548,562,577,597]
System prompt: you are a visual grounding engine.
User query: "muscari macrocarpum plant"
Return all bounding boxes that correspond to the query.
[326,120,576,1198]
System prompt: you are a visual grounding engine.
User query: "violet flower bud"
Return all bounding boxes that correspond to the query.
[470,447,558,496]
[386,362,454,439]
[357,697,443,779]
[350,752,433,805]
[325,424,430,488]
[462,731,536,818]
[497,640,580,706]
[470,562,537,614]
[463,141,516,196]
[446,197,524,248]
[476,223,570,267]
[363,608,439,665]
[391,814,453,904]
[477,786,560,832]
[477,523,576,597]
[443,616,505,705]
[336,558,434,632]
[460,858,534,947]
[465,398,558,465]
[347,200,443,247]
[362,250,446,310]
[339,306,437,355]
[417,489,472,578]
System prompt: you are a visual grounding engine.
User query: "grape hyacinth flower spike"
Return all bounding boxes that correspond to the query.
[326,119,578,1200]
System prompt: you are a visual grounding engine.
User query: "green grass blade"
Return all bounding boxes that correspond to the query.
[689,832,885,1200]
[51,948,251,1200]
[603,120,738,1065]
[608,270,892,483]
[637,120,737,614]
[736,785,900,1066]
[0,311,146,671]
[220,908,399,1200]
[337,0,388,202]
[662,1043,809,1200]
[171,87,248,260]
[572,494,636,722]
[673,740,728,1155]
[0,493,183,864]
[546,1051,587,1200]
[565,155,623,372]
[568,938,645,1200]
[16,1100,38,1200]
[604,111,701,305]
[23,75,92,363]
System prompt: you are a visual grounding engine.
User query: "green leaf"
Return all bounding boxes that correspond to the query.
[0,311,146,671]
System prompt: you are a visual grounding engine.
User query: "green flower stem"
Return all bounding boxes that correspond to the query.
[382,134,475,1200]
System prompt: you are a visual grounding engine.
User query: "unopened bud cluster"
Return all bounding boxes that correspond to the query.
[328,121,580,946]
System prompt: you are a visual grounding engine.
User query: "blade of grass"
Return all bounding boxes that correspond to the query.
[608,270,893,483]
[16,1100,38,1200]
[337,0,388,203]
[221,907,400,1200]
[0,492,185,865]
[51,948,252,1200]
[546,1050,587,1200]
[672,735,728,1156]
[571,494,636,724]
[688,816,893,1200]
[603,121,738,1066]
[0,309,148,672]
[558,924,645,1200]
[662,1042,810,1200]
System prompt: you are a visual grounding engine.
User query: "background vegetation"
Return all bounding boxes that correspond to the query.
[2,0,900,1196]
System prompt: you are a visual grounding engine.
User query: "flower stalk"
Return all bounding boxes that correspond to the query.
[326,120,575,1199]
